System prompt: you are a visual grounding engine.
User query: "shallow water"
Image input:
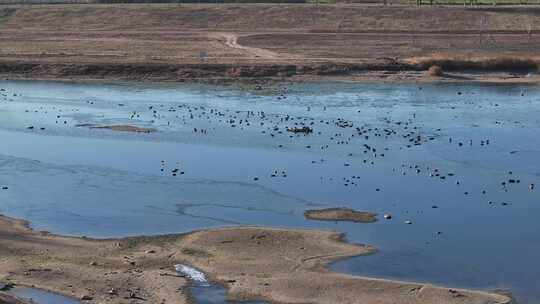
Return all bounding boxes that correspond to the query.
[0,80,538,303]
[8,287,79,304]
[176,264,266,304]
[190,285,266,304]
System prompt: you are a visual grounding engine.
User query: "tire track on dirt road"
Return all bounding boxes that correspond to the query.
[213,33,280,60]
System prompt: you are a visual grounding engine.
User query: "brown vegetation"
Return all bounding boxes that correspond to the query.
[427,65,443,76]
[0,4,538,81]
[411,55,539,71]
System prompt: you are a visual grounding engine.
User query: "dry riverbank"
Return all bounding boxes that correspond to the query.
[0,61,539,85]
[0,4,539,84]
[0,214,513,304]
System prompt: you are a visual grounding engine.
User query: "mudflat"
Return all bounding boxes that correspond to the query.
[0,215,512,304]
[304,207,378,223]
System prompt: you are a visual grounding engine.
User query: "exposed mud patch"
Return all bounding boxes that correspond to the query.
[304,208,378,223]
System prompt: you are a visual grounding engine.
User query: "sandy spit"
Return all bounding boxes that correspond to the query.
[304,207,378,223]
[0,215,513,304]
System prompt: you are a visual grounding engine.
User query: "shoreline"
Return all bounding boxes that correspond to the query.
[0,62,539,86]
[0,214,513,304]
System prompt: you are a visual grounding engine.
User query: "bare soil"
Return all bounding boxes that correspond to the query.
[0,4,538,82]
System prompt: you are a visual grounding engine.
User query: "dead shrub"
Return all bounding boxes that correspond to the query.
[427,65,443,77]
[412,56,539,72]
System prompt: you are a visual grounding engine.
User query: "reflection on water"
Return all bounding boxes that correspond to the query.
[0,80,538,303]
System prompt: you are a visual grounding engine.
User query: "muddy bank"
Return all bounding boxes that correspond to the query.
[0,61,405,81]
[0,215,513,304]
[304,208,378,223]
[0,61,537,84]
[0,293,26,304]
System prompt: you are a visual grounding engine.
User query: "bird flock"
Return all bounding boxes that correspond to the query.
[1,84,537,231]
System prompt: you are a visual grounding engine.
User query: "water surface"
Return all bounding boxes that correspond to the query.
[0,80,538,303]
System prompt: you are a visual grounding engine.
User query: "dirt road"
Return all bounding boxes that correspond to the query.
[218,32,280,59]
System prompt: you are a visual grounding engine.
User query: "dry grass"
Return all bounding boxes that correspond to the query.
[426,65,443,76]
[0,4,538,79]
[409,55,540,71]
[1,5,540,33]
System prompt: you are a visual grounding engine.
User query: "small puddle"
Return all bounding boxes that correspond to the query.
[190,285,266,304]
[176,264,266,304]
[6,286,79,304]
